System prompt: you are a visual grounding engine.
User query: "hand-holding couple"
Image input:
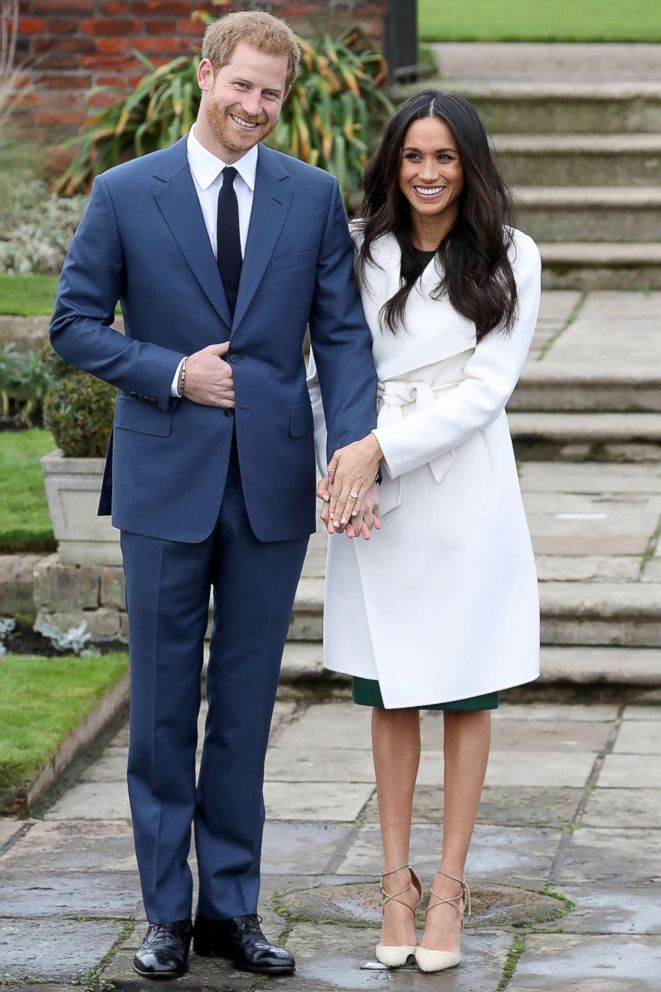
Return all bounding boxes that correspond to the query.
[317,433,383,540]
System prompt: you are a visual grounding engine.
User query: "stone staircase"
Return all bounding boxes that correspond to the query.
[392,81,661,291]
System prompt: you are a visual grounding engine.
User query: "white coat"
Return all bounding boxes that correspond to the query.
[307,228,542,708]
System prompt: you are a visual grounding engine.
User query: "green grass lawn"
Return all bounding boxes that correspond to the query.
[0,273,59,316]
[0,428,56,553]
[419,0,661,42]
[0,653,128,802]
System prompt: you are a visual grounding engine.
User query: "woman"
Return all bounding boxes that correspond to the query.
[308,90,541,973]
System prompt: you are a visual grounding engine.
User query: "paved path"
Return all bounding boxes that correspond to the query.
[431,42,661,84]
[1,694,660,989]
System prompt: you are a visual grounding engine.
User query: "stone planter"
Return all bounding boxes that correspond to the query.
[41,450,121,566]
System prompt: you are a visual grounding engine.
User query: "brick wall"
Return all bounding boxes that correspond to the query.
[16,1,387,136]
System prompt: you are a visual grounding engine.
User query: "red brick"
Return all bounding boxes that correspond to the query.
[81,53,139,70]
[80,18,140,35]
[88,89,125,107]
[33,109,85,125]
[12,90,45,108]
[99,0,132,11]
[95,72,140,86]
[176,19,205,36]
[95,37,130,53]
[18,17,46,32]
[144,18,179,33]
[131,36,196,53]
[44,17,80,34]
[31,0,94,11]
[33,37,95,53]
[36,72,92,89]
[132,1,191,15]
[30,52,82,69]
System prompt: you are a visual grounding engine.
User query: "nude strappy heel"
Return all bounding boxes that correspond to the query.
[415,868,471,973]
[375,864,422,968]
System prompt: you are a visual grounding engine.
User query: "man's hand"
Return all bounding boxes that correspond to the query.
[345,484,381,540]
[327,434,382,528]
[182,341,235,408]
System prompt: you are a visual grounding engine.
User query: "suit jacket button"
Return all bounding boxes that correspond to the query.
[224,408,235,417]
[228,354,240,364]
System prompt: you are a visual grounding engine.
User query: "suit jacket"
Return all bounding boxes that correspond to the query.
[50,137,377,543]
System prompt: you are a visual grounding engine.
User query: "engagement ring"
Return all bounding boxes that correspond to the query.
[350,490,360,498]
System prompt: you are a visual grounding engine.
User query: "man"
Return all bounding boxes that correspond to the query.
[50,11,380,979]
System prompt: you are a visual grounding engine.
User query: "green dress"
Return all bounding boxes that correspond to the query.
[351,244,499,713]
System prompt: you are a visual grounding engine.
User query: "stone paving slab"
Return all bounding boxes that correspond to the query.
[264,781,374,822]
[598,753,661,788]
[614,720,661,754]
[0,820,135,873]
[0,820,24,850]
[339,824,560,886]
[508,933,661,991]
[559,827,661,885]
[44,780,131,820]
[535,555,642,582]
[0,871,141,918]
[0,919,125,982]
[583,789,661,830]
[537,885,661,935]
[485,750,596,788]
[261,822,355,875]
[494,703,619,722]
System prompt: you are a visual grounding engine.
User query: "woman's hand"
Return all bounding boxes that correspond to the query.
[327,433,383,528]
[346,484,381,540]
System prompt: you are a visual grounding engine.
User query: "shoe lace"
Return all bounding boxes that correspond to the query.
[241,914,264,937]
[148,924,178,945]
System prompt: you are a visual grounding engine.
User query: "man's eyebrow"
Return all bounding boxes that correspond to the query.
[232,75,283,94]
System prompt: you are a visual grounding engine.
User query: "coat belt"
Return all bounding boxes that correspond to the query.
[377,380,460,483]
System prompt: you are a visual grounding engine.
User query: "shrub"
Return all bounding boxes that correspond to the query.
[0,343,51,425]
[0,180,87,275]
[54,24,392,200]
[43,364,114,458]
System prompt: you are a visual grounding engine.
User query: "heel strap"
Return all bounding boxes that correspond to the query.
[379,864,422,916]
[426,869,471,921]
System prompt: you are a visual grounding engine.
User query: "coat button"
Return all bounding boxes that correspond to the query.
[224,408,235,417]
[228,354,240,365]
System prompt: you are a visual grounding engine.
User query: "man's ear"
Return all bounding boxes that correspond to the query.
[197,57,215,93]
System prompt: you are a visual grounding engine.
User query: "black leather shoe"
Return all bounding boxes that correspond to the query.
[193,915,295,975]
[133,920,192,978]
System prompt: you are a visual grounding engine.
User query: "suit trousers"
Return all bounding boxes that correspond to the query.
[120,439,309,923]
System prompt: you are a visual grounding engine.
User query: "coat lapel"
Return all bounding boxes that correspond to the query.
[232,144,293,332]
[152,138,232,328]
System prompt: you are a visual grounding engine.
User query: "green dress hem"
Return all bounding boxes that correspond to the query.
[352,676,499,711]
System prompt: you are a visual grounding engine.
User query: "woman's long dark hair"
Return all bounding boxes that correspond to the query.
[356,90,518,340]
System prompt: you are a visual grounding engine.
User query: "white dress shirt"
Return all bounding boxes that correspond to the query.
[170,126,258,395]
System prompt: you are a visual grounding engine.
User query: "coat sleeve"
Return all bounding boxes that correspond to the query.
[373,232,542,480]
[49,175,186,412]
[307,182,377,462]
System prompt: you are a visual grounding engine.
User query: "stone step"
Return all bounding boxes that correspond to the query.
[391,81,661,134]
[511,366,661,414]
[516,187,661,243]
[280,641,661,688]
[288,580,661,648]
[494,134,661,187]
[538,242,661,291]
[509,412,661,462]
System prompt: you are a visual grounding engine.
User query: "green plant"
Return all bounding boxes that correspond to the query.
[0,180,87,274]
[54,22,392,199]
[0,343,50,424]
[0,427,55,553]
[42,348,115,457]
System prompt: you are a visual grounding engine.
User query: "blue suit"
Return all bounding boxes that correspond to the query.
[50,137,377,922]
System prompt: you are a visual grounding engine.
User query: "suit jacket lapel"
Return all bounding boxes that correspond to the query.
[152,138,232,328]
[232,144,293,332]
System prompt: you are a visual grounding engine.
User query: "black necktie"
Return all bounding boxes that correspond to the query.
[217,166,242,318]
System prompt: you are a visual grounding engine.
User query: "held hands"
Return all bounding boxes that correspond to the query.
[326,433,383,529]
[182,342,235,408]
[318,479,381,540]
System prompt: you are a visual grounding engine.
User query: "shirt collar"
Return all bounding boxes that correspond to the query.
[187,125,258,192]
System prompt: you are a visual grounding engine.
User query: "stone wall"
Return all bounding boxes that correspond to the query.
[16,0,387,136]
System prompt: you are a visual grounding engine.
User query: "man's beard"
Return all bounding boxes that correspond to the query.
[206,102,276,153]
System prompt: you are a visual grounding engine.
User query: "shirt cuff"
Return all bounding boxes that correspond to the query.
[170,358,185,397]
